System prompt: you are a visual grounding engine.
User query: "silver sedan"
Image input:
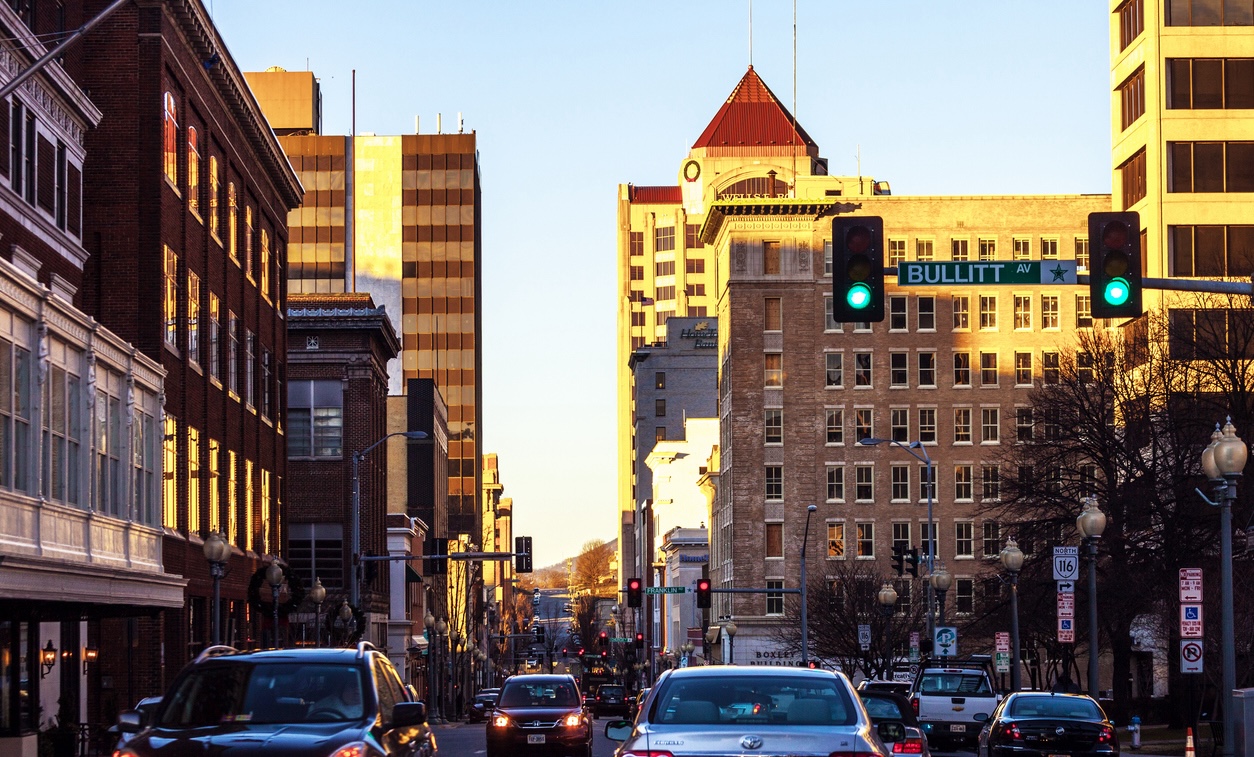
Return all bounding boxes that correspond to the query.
[605,665,894,757]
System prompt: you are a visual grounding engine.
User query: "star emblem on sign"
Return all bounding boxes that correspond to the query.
[1050,264,1068,282]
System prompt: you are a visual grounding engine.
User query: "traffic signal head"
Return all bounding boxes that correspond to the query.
[562,647,568,658]
[514,535,534,573]
[1088,212,1142,319]
[832,216,885,322]
[696,578,712,609]
[906,548,920,579]
[598,631,608,646]
[634,632,645,650]
[627,577,643,608]
[601,649,608,659]
[891,545,905,577]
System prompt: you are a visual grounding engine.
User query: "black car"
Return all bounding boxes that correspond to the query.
[486,674,592,757]
[977,692,1119,757]
[592,683,629,718]
[468,688,500,723]
[113,643,436,757]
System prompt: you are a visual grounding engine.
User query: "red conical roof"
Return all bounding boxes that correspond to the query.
[692,66,816,151]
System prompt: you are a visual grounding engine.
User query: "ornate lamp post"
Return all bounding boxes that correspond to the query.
[878,582,899,677]
[930,564,953,629]
[309,578,327,648]
[1076,497,1107,697]
[202,532,231,646]
[1201,419,1245,757]
[424,613,442,722]
[1000,538,1025,691]
[266,560,285,648]
[435,619,449,722]
[800,504,817,666]
[723,620,738,665]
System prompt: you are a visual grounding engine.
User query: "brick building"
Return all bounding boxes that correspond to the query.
[76,0,302,707]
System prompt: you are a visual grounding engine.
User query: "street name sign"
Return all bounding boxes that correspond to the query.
[644,586,686,595]
[934,626,958,657]
[610,637,631,643]
[1179,568,1203,603]
[1180,640,1204,674]
[858,624,872,651]
[1053,547,1079,581]
[897,260,1077,287]
[1057,580,1076,594]
[1058,618,1075,643]
[1181,604,1204,638]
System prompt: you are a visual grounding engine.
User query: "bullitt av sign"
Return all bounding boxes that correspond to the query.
[897,261,1077,286]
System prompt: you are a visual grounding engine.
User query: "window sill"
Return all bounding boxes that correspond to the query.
[209,377,222,390]
[917,384,937,390]
[954,555,975,561]
[163,342,180,358]
[190,209,202,224]
[917,328,937,334]
[825,385,844,390]
[164,177,181,197]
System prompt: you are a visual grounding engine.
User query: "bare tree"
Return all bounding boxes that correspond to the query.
[571,540,617,597]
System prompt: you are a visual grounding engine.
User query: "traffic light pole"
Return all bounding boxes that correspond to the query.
[886,269,1254,297]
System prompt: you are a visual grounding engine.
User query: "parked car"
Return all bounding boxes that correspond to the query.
[468,688,501,723]
[858,689,932,757]
[592,683,630,718]
[858,679,913,697]
[633,687,651,720]
[486,674,592,757]
[111,696,161,751]
[605,665,898,757]
[112,643,436,757]
[977,692,1118,757]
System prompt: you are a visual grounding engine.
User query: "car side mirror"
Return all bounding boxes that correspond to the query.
[975,713,991,722]
[390,702,428,728]
[877,722,906,742]
[605,720,633,741]
[117,711,143,733]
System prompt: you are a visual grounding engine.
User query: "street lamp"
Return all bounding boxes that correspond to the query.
[435,619,449,722]
[930,563,953,629]
[878,582,898,677]
[424,613,442,723]
[1201,419,1245,757]
[860,438,936,640]
[309,578,327,648]
[1076,497,1107,698]
[202,531,230,646]
[800,504,817,667]
[266,559,285,648]
[723,621,738,664]
[351,431,428,609]
[1000,538,1025,692]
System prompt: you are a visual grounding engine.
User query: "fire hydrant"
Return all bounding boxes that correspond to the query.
[1129,716,1142,750]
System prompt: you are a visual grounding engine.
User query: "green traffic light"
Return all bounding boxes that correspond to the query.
[846,283,872,310]
[1104,277,1130,306]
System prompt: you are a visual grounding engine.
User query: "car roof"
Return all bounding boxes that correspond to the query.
[191,644,384,665]
[661,665,841,680]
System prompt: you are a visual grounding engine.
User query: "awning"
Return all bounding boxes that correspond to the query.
[408,635,429,653]
[405,564,423,584]
[0,554,187,611]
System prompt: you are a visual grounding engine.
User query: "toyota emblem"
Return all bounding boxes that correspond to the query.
[1056,727,1066,735]
[741,735,764,749]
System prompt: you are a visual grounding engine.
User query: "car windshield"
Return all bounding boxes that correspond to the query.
[862,697,906,721]
[156,663,367,726]
[650,674,856,726]
[918,673,993,695]
[1009,697,1103,720]
[498,680,580,708]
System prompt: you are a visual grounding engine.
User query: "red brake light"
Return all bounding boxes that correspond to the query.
[1098,725,1116,744]
[911,697,919,716]
[622,752,674,757]
[1000,723,1022,740]
[893,738,926,754]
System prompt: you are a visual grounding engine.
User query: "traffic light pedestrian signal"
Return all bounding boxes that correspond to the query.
[832,216,885,322]
[634,632,645,650]
[598,631,609,647]
[534,625,545,643]
[424,536,448,576]
[696,578,712,609]
[515,535,533,573]
[905,548,921,579]
[627,577,643,608]
[891,545,905,577]
[1089,212,1142,319]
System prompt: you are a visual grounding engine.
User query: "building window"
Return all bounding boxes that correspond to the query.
[629,265,643,281]
[208,294,221,380]
[954,408,972,444]
[915,239,934,261]
[765,466,783,500]
[1041,295,1060,329]
[951,239,969,261]
[982,521,1001,558]
[41,362,81,505]
[1170,225,1254,276]
[825,353,843,388]
[243,206,254,276]
[826,409,844,445]
[1169,142,1254,194]
[855,465,874,501]
[685,223,703,248]
[187,125,200,217]
[919,408,937,443]
[1015,352,1032,385]
[827,522,845,558]
[952,295,970,330]
[655,398,666,417]
[982,465,1000,501]
[765,353,783,387]
[655,260,675,277]
[955,465,973,501]
[980,352,998,386]
[827,466,844,501]
[187,272,200,364]
[763,241,781,274]
[1013,238,1031,261]
[244,331,255,408]
[1077,295,1093,327]
[629,231,644,255]
[1076,237,1090,270]
[1168,58,1254,109]
[227,313,239,396]
[892,464,910,501]
[979,238,997,261]
[955,578,975,614]
[823,239,833,274]
[1043,351,1060,384]
[208,155,220,240]
[1119,0,1144,50]
[654,226,675,252]
[1013,295,1032,330]
[889,296,907,330]
[854,353,872,387]
[1017,408,1034,441]
[918,296,936,330]
[227,182,238,260]
[163,91,178,187]
[855,408,873,442]
[1041,238,1059,260]
[288,523,345,589]
[766,580,784,615]
[186,425,200,532]
[981,408,1001,443]
[824,295,839,331]
[953,352,971,386]
[1120,67,1145,130]
[979,295,998,330]
[955,522,974,558]
[261,349,272,418]
[655,426,666,443]
[891,408,909,442]
[288,380,344,458]
[765,522,783,558]
[888,238,906,266]
[765,297,782,331]
[765,409,783,445]
[890,353,908,387]
[856,522,875,558]
[260,230,271,297]
[918,352,937,387]
[162,416,177,527]
[654,371,665,390]
[1166,0,1254,26]
[164,246,179,348]
[1121,148,1148,207]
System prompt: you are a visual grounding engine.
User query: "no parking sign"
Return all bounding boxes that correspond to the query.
[1180,640,1203,674]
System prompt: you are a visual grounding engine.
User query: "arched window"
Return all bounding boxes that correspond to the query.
[227,182,238,260]
[209,156,220,239]
[187,126,200,217]
[162,92,178,186]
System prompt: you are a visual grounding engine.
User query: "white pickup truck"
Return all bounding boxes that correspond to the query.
[909,663,1001,750]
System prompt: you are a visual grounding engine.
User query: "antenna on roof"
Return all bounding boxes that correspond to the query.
[791,0,797,198]
[748,0,753,68]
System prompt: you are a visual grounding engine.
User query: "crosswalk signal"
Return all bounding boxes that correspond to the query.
[891,545,905,577]
[832,216,885,322]
[905,548,921,579]
[696,578,712,609]
[1088,212,1142,319]
[627,577,643,608]
[515,535,533,574]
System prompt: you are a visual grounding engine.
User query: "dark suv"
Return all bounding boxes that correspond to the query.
[113,643,436,757]
[592,684,629,718]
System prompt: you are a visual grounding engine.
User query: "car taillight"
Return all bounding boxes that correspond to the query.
[1098,725,1116,744]
[329,743,367,757]
[911,697,919,716]
[999,723,1022,740]
[894,738,926,754]
[622,751,674,757]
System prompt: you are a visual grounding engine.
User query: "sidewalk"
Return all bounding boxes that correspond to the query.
[1131,723,1217,757]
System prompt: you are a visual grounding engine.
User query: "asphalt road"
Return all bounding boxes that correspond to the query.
[432,720,621,757]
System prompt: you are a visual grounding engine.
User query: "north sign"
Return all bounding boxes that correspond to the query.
[897,261,1077,286]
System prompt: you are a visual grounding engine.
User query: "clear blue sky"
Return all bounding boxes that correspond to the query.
[211,1,1112,567]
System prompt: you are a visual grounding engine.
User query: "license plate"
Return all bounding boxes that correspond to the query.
[1048,753,1069,757]
[527,735,546,744]
[951,724,966,732]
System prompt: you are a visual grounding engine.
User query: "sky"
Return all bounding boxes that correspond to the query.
[210,1,1113,568]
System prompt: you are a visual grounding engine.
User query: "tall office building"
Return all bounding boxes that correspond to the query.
[248,70,484,540]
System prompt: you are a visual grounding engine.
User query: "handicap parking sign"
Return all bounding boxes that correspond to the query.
[1184,606,1200,621]
[1059,619,1073,631]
